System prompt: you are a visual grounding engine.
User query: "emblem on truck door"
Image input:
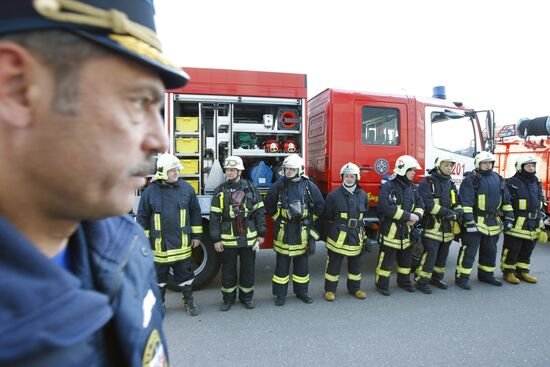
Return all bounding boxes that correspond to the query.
[374,159,389,174]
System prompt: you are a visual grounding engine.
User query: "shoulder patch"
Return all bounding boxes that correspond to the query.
[142,329,168,367]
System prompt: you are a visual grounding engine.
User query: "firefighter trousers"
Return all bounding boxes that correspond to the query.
[220,247,256,303]
[324,249,363,293]
[501,235,536,274]
[456,231,499,280]
[155,259,194,289]
[272,253,309,298]
[415,238,452,284]
[375,244,412,290]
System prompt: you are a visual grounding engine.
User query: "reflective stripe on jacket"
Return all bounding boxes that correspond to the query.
[136,179,203,263]
[209,179,266,248]
[377,175,425,249]
[418,171,462,242]
[505,172,544,240]
[264,177,325,256]
[323,185,369,256]
[459,170,513,236]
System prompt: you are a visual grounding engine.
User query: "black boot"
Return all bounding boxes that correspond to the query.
[415,282,432,294]
[182,285,199,316]
[455,276,471,290]
[375,287,390,296]
[241,299,255,309]
[296,293,313,304]
[220,301,233,312]
[274,296,286,306]
[478,276,502,287]
[430,278,448,289]
[398,283,416,293]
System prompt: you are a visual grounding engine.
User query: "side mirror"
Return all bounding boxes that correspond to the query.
[485,111,494,141]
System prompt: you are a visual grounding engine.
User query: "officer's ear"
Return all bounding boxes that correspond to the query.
[0,41,43,128]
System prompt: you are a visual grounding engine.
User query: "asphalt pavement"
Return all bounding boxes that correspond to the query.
[163,238,550,367]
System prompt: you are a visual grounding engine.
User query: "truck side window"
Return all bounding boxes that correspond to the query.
[430,112,476,157]
[361,107,399,146]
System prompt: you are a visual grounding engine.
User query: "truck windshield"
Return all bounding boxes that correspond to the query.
[431,112,476,157]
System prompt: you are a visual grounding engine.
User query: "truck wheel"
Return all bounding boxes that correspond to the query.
[167,229,221,291]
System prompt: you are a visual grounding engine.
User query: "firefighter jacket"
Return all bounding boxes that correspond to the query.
[323,185,369,256]
[137,179,203,264]
[0,215,169,367]
[378,174,425,249]
[209,179,266,247]
[505,171,545,240]
[418,169,463,243]
[459,169,513,236]
[264,177,325,257]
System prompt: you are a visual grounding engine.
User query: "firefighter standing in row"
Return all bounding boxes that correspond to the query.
[137,154,203,316]
[456,151,514,289]
[376,155,425,296]
[265,154,325,306]
[322,163,369,301]
[415,154,463,294]
[501,155,547,284]
[210,156,266,311]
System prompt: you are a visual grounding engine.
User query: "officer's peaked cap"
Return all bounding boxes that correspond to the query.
[0,0,188,89]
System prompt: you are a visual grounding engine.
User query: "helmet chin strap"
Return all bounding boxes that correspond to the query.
[343,177,357,192]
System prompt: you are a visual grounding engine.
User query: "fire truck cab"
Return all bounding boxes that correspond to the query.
[307,88,495,220]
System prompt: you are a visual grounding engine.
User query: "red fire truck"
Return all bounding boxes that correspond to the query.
[152,68,495,289]
[160,67,308,288]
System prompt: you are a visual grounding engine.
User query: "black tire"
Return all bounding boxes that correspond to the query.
[167,222,221,291]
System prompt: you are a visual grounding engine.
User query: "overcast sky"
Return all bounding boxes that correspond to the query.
[155,0,548,126]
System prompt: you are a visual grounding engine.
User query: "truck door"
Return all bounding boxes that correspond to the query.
[354,101,408,206]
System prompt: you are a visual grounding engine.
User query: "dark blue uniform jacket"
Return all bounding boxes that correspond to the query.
[0,215,168,366]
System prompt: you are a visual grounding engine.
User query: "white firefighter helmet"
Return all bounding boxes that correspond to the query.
[282,154,305,177]
[394,155,421,176]
[340,162,360,180]
[223,156,245,170]
[434,153,457,169]
[515,154,537,172]
[474,151,496,169]
[155,153,182,180]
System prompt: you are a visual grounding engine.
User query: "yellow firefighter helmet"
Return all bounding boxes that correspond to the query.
[155,154,182,180]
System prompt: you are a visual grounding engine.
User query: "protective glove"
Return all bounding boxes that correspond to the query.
[306,236,316,255]
[252,241,260,253]
[410,226,422,244]
[538,230,548,243]
[444,210,458,221]
[503,218,514,232]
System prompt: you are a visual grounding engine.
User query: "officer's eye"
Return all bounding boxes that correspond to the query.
[130,96,150,109]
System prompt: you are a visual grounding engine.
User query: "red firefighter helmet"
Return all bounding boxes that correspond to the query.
[283,139,298,153]
[264,138,280,153]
